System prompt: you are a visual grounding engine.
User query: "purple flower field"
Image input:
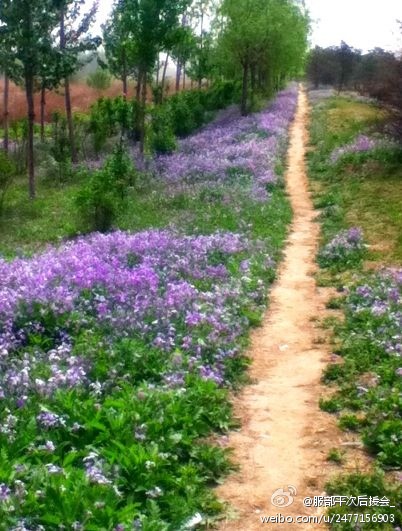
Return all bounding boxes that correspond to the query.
[0,87,298,529]
[0,230,270,398]
[153,88,297,202]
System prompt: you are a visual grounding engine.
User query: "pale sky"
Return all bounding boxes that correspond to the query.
[307,0,402,52]
[90,0,402,54]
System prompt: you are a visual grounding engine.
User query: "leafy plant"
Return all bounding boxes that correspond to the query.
[86,68,112,90]
[0,151,16,215]
[75,143,135,231]
[149,105,177,154]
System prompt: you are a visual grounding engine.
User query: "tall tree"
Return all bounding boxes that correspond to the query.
[114,0,191,153]
[0,0,59,198]
[335,41,360,93]
[0,46,12,154]
[188,0,213,88]
[55,0,99,163]
[2,74,9,153]
[102,0,138,99]
[217,0,308,115]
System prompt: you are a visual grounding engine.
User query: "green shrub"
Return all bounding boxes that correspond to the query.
[149,105,177,154]
[168,93,196,137]
[326,471,402,530]
[75,144,135,232]
[89,97,142,151]
[86,68,112,90]
[0,151,16,215]
[50,111,70,161]
[204,80,240,110]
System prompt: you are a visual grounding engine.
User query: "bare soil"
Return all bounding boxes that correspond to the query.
[215,88,349,530]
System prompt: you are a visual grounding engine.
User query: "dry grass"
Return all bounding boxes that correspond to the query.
[0,77,187,125]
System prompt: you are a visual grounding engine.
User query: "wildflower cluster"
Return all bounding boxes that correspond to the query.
[325,269,402,468]
[318,227,366,269]
[154,88,297,203]
[329,134,394,164]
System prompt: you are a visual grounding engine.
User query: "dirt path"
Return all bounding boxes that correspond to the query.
[216,87,341,530]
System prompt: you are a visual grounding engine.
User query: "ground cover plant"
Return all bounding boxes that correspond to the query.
[308,90,402,528]
[0,87,297,529]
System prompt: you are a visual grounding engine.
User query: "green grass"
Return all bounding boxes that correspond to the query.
[308,96,402,266]
[0,172,291,261]
[308,92,402,529]
[326,471,402,530]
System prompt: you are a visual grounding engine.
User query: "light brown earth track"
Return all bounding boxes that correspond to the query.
[215,87,347,530]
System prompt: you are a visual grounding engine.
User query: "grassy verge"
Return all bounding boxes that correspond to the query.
[307,90,402,529]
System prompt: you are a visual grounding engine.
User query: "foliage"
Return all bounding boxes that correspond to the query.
[108,0,193,151]
[86,68,112,90]
[317,228,366,270]
[308,94,402,264]
[0,0,61,198]
[75,144,135,232]
[149,105,177,154]
[101,0,137,93]
[309,90,402,526]
[88,97,141,153]
[306,40,402,137]
[326,472,402,530]
[204,80,240,110]
[0,151,15,214]
[217,0,309,114]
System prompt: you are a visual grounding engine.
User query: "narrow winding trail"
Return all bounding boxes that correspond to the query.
[216,88,339,530]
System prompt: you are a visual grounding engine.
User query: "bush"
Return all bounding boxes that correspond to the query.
[168,93,197,137]
[148,105,177,154]
[204,80,240,111]
[0,151,16,215]
[89,97,142,152]
[86,69,112,91]
[318,227,366,269]
[75,144,135,232]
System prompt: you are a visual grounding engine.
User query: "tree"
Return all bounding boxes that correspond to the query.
[102,0,138,99]
[191,0,213,88]
[169,18,196,91]
[306,46,339,88]
[55,0,100,164]
[114,0,192,153]
[0,0,60,198]
[0,43,12,153]
[218,0,308,115]
[334,41,360,93]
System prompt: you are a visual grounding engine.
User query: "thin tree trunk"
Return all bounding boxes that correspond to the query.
[161,54,169,97]
[25,73,35,199]
[60,8,77,163]
[241,61,249,116]
[139,71,147,154]
[123,75,128,100]
[156,56,160,86]
[198,8,204,90]
[122,49,128,99]
[182,68,186,90]
[175,61,181,92]
[136,72,141,102]
[250,63,256,109]
[3,74,9,154]
[64,77,77,163]
[40,85,46,141]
